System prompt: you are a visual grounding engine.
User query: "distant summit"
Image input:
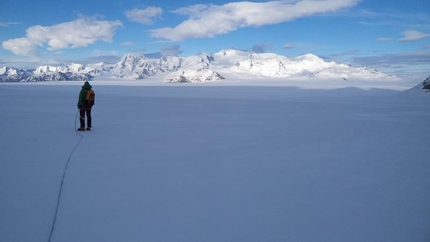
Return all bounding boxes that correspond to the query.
[0,65,93,82]
[0,49,400,83]
[400,76,430,96]
[423,76,430,91]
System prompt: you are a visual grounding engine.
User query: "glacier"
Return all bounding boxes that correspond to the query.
[0,83,429,242]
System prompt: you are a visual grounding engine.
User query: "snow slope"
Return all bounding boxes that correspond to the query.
[0,83,429,242]
[401,76,430,96]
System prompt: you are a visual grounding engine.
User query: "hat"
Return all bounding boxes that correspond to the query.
[82,81,92,89]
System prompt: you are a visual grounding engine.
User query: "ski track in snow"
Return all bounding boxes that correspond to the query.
[0,83,429,242]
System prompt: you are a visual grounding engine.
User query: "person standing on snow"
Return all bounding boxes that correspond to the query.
[77,81,95,131]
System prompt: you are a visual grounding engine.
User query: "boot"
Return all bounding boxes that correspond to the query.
[77,127,85,131]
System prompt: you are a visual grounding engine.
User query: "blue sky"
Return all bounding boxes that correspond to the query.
[1,0,429,80]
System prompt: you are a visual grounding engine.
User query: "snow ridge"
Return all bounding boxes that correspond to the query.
[0,49,399,83]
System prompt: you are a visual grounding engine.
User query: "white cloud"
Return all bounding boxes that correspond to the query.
[399,30,430,42]
[283,43,294,49]
[252,44,272,53]
[121,41,136,46]
[160,45,183,56]
[351,52,430,67]
[377,37,392,42]
[125,7,163,24]
[0,22,23,27]
[2,37,38,56]
[90,49,121,56]
[137,45,183,59]
[283,42,328,51]
[149,0,360,41]
[2,16,122,56]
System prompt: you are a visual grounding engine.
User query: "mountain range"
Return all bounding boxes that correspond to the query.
[0,49,406,83]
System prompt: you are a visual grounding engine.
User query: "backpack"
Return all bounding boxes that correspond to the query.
[85,90,95,107]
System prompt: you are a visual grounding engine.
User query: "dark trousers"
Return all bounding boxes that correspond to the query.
[79,109,92,128]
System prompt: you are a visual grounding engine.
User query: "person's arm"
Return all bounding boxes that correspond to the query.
[77,90,84,109]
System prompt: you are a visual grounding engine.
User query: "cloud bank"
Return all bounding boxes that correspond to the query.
[149,0,360,41]
[125,7,163,25]
[2,16,122,56]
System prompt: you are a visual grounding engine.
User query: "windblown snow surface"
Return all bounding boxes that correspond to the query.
[0,80,429,242]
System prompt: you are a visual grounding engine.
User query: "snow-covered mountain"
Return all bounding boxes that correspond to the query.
[402,76,430,95]
[0,49,399,83]
[0,65,93,82]
[0,67,31,82]
[110,54,182,79]
[166,69,225,83]
[423,76,430,91]
[211,50,397,81]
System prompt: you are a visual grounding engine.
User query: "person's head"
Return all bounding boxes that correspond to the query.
[82,81,92,90]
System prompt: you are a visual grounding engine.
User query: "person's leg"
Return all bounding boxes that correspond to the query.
[86,109,92,129]
[78,109,86,131]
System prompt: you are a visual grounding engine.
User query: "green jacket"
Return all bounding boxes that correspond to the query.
[77,82,93,109]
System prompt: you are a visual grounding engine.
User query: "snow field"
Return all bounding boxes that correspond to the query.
[0,83,429,242]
